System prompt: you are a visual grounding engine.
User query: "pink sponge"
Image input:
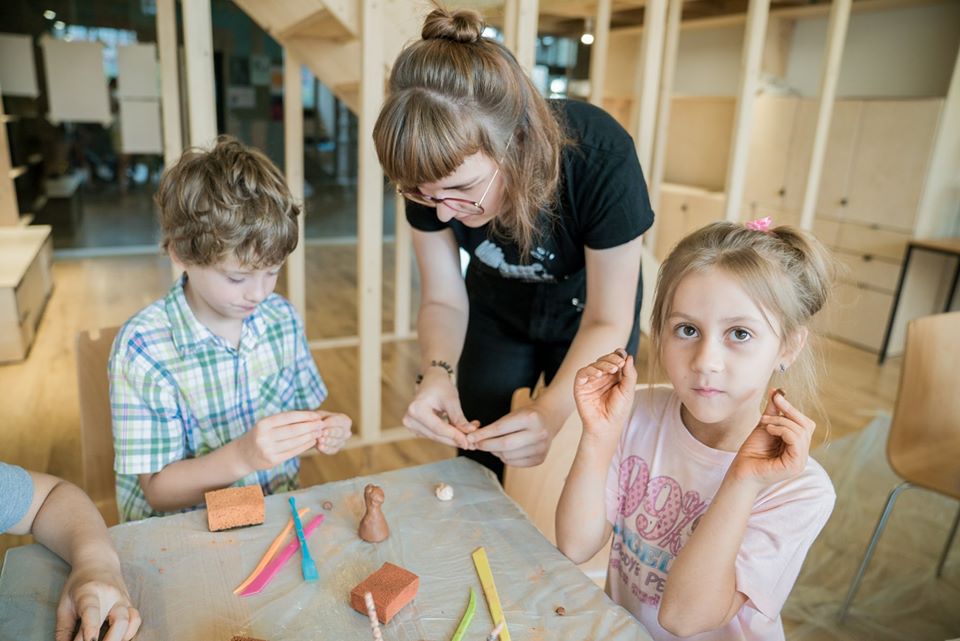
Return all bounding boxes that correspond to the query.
[204,485,265,532]
[350,562,419,623]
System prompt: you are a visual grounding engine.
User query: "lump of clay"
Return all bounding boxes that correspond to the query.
[350,562,419,624]
[205,485,265,532]
[434,483,454,501]
[358,484,389,543]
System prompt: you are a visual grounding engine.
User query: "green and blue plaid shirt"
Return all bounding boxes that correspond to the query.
[109,276,326,522]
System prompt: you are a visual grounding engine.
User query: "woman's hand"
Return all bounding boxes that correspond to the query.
[573,349,637,441]
[402,368,476,449]
[729,389,816,488]
[465,403,555,467]
[56,560,141,641]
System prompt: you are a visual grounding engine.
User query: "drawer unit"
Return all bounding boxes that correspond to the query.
[0,225,53,362]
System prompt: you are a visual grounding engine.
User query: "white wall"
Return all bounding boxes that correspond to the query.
[785,2,960,98]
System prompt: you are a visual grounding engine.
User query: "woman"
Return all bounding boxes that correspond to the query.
[373,7,654,477]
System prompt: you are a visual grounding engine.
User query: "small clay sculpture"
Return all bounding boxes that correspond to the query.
[359,484,389,543]
[435,482,454,501]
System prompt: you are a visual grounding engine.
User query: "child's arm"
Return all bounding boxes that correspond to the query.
[556,349,636,564]
[659,389,816,636]
[139,410,326,512]
[9,472,140,641]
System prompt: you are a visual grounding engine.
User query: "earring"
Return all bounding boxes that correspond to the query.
[779,363,786,373]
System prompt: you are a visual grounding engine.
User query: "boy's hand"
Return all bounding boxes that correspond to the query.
[729,389,815,489]
[237,411,325,472]
[56,562,140,641]
[573,349,637,440]
[314,410,352,455]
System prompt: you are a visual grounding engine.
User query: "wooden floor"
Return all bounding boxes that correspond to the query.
[0,246,903,567]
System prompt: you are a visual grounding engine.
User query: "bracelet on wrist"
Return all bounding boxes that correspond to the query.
[415,360,455,385]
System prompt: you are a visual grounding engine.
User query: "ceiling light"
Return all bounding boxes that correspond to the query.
[43,9,56,20]
[53,20,66,30]
[580,33,594,45]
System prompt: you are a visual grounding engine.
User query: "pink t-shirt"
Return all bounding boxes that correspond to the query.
[604,386,835,641]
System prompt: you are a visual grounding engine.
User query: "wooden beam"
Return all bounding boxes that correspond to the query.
[182,0,217,147]
[515,0,541,72]
[723,0,770,222]
[393,192,413,337]
[284,48,307,319]
[648,0,684,217]
[589,0,613,106]
[156,0,182,168]
[358,0,384,442]
[503,0,519,53]
[914,40,960,239]
[633,0,667,177]
[0,84,19,227]
[799,0,851,231]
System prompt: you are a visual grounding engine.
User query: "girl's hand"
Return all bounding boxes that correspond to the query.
[573,349,637,440]
[729,389,816,488]
[56,562,141,641]
[402,368,475,449]
[314,411,353,455]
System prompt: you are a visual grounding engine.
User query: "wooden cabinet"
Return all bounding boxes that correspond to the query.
[0,226,54,362]
[743,95,798,213]
[655,183,725,261]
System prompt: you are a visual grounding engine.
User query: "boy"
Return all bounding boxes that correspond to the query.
[110,136,351,523]
[1,462,141,640]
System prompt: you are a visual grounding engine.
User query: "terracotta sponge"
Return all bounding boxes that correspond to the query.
[204,485,265,532]
[350,562,419,624]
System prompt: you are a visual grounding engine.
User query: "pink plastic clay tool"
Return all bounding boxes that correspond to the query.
[234,507,310,594]
[237,514,325,597]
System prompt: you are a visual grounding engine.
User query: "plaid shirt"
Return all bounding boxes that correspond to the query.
[109,277,326,522]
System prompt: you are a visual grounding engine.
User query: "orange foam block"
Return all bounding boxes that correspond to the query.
[205,485,265,532]
[350,562,419,624]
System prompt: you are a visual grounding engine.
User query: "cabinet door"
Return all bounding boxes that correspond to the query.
[655,187,690,261]
[743,96,798,212]
[686,192,725,231]
[816,101,862,219]
[822,282,893,352]
[782,99,817,214]
[844,99,943,231]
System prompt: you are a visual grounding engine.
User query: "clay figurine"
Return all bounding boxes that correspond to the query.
[359,484,390,543]
[435,482,454,501]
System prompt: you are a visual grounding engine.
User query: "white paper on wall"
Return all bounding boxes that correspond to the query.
[117,43,159,99]
[119,99,163,154]
[0,33,39,97]
[39,35,111,124]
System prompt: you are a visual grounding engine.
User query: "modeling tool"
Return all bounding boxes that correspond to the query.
[471,547,511,641]
[233,507,310,594]
[238,514,324,596]
[364,591,384,641]
[450,587,477,641]
[486,621,505,641]
[289,497,318,582]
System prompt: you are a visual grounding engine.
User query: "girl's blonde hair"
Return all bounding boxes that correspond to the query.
[373,5,569,258]
[649,221,836,415]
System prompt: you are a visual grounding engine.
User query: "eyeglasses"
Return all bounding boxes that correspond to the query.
[398,138,512,216]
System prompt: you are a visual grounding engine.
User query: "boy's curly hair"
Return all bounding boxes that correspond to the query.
[156,135,300,268]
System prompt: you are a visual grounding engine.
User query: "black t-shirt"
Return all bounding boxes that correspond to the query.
[406,99,654,344]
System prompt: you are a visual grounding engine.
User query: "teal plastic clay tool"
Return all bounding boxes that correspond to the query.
[289,496,318,582]
[450,587,477,641]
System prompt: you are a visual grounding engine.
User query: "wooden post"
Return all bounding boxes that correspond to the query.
[649,0,684,217]
[588,0,612,107]
[156,0,182,167]
[393,192,412,337]
[634,0,668,177]
[182,0,217,147]
[799,0,851,231]
[0,84,19,226]
[503,0,518,53]
[723,0,770,222]
[358,0,384,442]
[284,49,306,319]
[514,0,540,72]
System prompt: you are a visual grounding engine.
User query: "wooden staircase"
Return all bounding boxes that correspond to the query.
[232,0,425,112]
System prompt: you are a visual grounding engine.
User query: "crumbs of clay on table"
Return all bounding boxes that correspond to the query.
[230,636,268,641]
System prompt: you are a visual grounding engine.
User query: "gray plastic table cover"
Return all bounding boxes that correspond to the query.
[0,457,652,640]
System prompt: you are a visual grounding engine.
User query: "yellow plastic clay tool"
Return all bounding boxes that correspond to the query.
[450,587,476,641]
[471,547,511,641]
[233,507,310,594]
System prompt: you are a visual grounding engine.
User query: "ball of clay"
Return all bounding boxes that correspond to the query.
[434,483,454,501]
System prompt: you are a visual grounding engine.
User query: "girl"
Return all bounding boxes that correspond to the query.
[373,7,653,477]
[557,220,836,640]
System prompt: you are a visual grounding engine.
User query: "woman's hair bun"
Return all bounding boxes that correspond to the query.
[421,7,485,43]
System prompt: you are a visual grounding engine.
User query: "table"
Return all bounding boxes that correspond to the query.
[879,237,960,364]
[0,458,651,640]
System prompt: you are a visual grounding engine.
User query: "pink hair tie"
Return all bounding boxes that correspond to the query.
[745,216,773,232]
